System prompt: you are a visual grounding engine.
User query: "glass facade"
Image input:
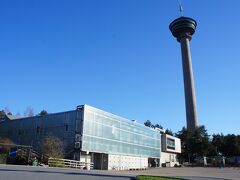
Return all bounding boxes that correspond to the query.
[82,105,160,158]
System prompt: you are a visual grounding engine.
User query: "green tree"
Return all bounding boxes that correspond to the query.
[223,134,240,156]
[176,126,212,163]
[0,110,5,116]
[191,126,212,156]
[212,133,225,155]
[144,120,152,127]
[0,108,13,116]
[211,134,240,156]
[39,110,48,116]
[154,124,163,129]
[176,127,193,163]
[144,121,163,129]
[165,129,173,136]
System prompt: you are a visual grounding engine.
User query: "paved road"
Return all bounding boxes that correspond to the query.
[0,165,135,180]
[120,167,240,180]
[0,165,240,180]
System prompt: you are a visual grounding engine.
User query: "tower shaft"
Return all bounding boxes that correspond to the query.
[180,37,198,132]
[169,17,199,132]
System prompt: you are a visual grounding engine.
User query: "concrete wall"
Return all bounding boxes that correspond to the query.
[160,152,179,167]
[107,154,148,170]
[80,154,92,169]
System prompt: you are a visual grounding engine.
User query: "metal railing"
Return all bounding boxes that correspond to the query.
[48,157,93,169]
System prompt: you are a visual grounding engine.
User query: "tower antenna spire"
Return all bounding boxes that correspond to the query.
[178,0,184,16]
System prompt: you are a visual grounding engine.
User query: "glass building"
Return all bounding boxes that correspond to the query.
[82,105,160,157]
[0,105,161,170]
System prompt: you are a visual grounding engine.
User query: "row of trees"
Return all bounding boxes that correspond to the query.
[176,126,240,162]
[143,120,240,162]
[0,107,48,117]
[144,120,173,135]
[212,133,240,156]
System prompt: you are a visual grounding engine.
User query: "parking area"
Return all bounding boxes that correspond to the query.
[120,167,240,180]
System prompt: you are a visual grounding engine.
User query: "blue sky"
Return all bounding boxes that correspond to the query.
[0,0,240,135]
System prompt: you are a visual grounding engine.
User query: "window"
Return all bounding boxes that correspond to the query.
[65,124,68,131]
[36,126,40,133]
[167,138,175,150]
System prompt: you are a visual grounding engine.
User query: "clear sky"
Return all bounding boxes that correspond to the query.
[1,0,240,135]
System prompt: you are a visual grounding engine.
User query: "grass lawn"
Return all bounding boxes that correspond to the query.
[136,175,186,180]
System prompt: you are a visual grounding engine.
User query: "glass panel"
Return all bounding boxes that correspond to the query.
[82,105,161,158]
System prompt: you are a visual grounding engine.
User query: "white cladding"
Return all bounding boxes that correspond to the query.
[161,134,181,153]
[160,133,181,167]
[108,154,148,170]
[160,152,179,167]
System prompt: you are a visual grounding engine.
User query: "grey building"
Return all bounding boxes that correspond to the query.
[0,105,161,170]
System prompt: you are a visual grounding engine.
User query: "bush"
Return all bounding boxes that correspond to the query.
[40,135,64,158]
[0,154,7,164]
[0,138,15,153]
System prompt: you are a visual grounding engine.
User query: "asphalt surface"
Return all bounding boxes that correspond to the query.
[0,165,135,180]
[122,167,240,180]
[0,165,240,180]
